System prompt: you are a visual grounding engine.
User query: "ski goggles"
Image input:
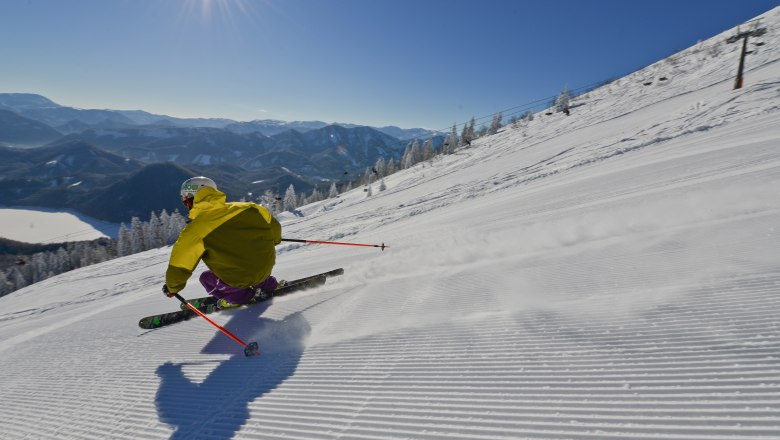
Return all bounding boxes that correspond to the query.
[181,194,195,210]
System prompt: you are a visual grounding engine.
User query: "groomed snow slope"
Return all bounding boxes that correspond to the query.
[1,8,779,440]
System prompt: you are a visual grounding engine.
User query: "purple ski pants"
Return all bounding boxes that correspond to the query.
[199,271,277,305]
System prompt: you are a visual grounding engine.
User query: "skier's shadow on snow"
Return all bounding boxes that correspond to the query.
[154,301,311,440]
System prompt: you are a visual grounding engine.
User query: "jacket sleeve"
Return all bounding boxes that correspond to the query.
[271,215,281,245]
[165,224,206,293]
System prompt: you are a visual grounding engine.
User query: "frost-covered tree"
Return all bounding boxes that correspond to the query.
[283,184,297,212]
[443,124,458,154]
[422,139,435,160]
[556,84,571,114]
[365,167,378,185]
[130,217,144,254]
[166,210,187,244]
[374,157,386,177]
[489,112,503,135]
[117,223,131,257]
[379,179,387,192]
[148,211,165,248]
[460,117,475,146]
[365,185,373,197]
[0,271,11,297]
[328,181,339,198]
[30,253,48,284]
[402,140,422,169]
[10,267,26,291]
[306,186,323,205]
[259,189,281,214]
[386,158,396,175]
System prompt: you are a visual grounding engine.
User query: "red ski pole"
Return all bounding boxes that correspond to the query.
[282,238,387,251]
[174,293,260,357]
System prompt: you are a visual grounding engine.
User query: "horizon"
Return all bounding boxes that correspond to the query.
[0,0,777,131]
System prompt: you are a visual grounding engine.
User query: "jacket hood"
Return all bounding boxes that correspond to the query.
[189,186,227,219]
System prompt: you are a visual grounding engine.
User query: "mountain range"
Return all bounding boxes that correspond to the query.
[0,93,440,223]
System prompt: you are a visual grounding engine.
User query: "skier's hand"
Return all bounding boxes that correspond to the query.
[162,284,176,298]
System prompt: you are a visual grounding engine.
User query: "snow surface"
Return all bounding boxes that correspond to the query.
[0,207,117,243]
[1,8,780,439]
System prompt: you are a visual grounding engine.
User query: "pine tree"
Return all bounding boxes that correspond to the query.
[556,84,571,114]
[283,184,297,212]
[403,140,422,169]
[0,271,10,297]
[374,157,386,177]
[489,112,503,135]
[166,210,187,244]
[328,181,339,198]
[149,211,165,248]
[386,158,396,175]
[379,179,387,191]
[117,223,131,256]
[362,167,374,185]
[10,267,26,291]
[460,119,473,146]
[260,189,281,214]
[130,217,144,254]
[422,139,434,160]
[31,253,48,284]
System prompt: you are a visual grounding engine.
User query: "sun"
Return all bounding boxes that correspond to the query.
[181,0,253,25]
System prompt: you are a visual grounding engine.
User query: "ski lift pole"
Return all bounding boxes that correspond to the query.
[172,293,260,357]
[282,238,387,251]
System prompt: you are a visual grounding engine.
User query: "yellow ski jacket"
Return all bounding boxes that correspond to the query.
[165,186,281,293]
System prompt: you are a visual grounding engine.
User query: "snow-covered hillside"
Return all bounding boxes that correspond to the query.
[1,7,779,440]
[0,207,116,243]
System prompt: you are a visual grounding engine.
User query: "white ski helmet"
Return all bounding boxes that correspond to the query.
[180,176,217,209]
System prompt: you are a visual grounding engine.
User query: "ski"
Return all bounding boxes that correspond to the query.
[138,268,343,330]
[180,267,344,310]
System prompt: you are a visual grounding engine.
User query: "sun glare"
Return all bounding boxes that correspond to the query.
[182,0,253,25]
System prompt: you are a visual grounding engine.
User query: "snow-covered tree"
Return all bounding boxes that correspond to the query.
[259,189,281,214]
[117,223,131,257]
[361,167,374,185]
[386,158,396,175]
[489,112,503,135]
[443,124,458,154]
[422,139,435,160]
[166,210,187,244]
[402,140,422,169]
[556,84,571,114]
[283,184,297,212]
[148,211,165,248]
[305,186,323,205]
[374,157,386,177]
[461,117,475,146]
[130,217,144,254]
[328,181,339,198]
[379,179,387,192]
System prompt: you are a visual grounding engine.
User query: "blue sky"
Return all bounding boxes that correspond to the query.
[0,0,776,130]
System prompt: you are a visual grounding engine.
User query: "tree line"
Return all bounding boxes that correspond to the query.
[0,209,188,297]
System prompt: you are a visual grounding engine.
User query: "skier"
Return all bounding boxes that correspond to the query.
[162,176,282,308]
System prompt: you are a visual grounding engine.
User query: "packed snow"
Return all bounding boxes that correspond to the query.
[0,207,117,243]
[0,8,779,440]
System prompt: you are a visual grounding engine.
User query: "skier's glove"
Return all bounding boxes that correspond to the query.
[162,284,175,298]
